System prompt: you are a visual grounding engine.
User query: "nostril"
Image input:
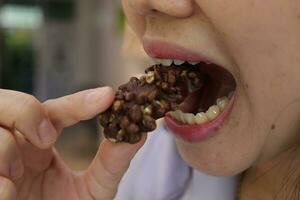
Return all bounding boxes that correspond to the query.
[148,9,160,16]
[149,0,194,18]
[128,0,153,16]
[128,0,193,18]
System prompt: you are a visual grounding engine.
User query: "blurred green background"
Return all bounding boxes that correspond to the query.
[0,0,126,170]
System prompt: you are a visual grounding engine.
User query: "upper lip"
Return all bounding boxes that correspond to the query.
[143,38,219,64]
[142,38,237,86]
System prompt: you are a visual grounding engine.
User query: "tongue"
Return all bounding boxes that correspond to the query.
[179,62,236,114]
[180,90,203,113]
[180,78,217,114]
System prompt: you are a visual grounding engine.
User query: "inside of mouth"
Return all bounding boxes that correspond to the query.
[179,62,236,114]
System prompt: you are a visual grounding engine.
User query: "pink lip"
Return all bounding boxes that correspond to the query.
[143,39,211,62]
[164,94,236,143]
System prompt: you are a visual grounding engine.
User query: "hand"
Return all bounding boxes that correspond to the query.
[0,87,146,200]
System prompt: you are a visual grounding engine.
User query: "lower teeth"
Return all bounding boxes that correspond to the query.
[168,94,232,125]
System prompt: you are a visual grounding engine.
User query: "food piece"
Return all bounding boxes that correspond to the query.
[99,64,205,144]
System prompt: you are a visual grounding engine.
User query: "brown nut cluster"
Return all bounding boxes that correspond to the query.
[99,64,205,144]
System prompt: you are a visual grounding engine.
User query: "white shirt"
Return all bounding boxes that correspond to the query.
[115,121,237,200]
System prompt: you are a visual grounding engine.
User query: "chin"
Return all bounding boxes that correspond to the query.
[174,134,261,177]
[172,114,278,177]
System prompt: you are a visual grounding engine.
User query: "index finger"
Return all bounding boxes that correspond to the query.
[43,87,114,131]
[0,89,57,149]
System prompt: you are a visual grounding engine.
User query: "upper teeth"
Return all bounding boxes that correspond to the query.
[153,58,198,66]
[188,61,198,65]
[174,60,185,65]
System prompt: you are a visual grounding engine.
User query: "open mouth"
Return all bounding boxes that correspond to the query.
[153,58,237,142]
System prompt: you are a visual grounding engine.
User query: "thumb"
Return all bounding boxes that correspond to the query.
[84,135,146,199]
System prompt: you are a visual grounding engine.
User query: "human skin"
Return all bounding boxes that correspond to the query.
[0,87,145,200]
[1,1,299,199]
[122,0,300,198]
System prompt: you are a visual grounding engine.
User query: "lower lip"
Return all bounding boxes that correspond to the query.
[164,94,236,143]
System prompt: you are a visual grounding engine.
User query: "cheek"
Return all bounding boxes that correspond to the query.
[122,0,146,38]
[198,0,300,75]
[179,0,300,174]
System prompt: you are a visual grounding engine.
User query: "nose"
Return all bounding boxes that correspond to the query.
[128,0,194,18]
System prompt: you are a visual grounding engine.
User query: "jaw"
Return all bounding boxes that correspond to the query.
[240,146,300,200]
[172,86,261,177]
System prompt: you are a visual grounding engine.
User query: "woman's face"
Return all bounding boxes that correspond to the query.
[122,0,300,176]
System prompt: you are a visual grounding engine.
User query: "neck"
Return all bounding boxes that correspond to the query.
[238,145,300,200]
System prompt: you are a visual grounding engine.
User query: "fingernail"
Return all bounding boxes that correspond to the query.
[10,158,23,180]
[38,119,57,145]
[85,87,111,103]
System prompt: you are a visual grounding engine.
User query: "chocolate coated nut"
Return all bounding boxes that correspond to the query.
[120,116,130,129]
[124,92,135,101]
[112,100,124,112]
[99,64,204,144]
[143,115,156,131]
[129,105,143,123]
[126,123,140,134]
